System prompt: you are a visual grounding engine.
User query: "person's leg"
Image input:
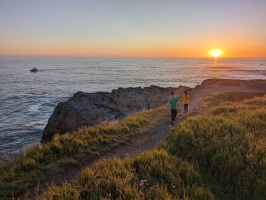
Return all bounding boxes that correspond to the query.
[184,104,188,114]
[173,109,177,121]
[171,109,174,121]
[170,109,177,125]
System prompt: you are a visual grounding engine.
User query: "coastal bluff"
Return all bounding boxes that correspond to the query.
[41,85,189,143]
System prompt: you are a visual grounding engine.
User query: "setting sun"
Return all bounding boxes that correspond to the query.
[210,50,222,57]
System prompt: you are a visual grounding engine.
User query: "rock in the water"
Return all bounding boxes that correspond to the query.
[41,85,189,143]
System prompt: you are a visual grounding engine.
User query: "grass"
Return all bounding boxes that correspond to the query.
[167,95,266,199]
[43,150,214,200]
[1,93,265,199]
[0,107,167,199]
[42,94,265,199]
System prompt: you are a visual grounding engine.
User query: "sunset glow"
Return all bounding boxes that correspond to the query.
[0,1,266,58]
[210,50,222,58]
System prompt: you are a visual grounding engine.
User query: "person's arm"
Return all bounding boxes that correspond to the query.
[167,97,171,107]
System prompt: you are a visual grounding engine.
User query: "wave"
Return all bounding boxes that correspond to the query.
[28,104,41,113]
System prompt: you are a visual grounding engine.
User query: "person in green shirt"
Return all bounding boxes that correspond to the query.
[168,91,179,125]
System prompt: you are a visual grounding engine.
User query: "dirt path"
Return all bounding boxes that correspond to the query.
[27,79,266,199]
[27,107,174,199]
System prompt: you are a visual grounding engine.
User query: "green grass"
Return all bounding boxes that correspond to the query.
[0,107,167,199]
[167,95,266,199]
[43,150,214,200]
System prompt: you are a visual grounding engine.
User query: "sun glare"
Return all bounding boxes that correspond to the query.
[210,49,222,57]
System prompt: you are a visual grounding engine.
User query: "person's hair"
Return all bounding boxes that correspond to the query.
[184,91,188,96]
[171,91,174,95]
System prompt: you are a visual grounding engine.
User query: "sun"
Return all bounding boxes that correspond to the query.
[209,49,222,57]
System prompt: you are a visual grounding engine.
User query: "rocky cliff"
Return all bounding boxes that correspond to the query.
[41,85,190,143]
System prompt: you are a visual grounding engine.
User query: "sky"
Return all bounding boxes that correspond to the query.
[0,0,266,58]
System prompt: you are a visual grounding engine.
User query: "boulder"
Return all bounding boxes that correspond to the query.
[41,85,189,143]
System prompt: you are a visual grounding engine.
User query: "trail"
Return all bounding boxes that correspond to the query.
[27,107,174,199]
[26,79,266,199]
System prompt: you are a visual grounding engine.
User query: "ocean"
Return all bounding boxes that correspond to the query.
[0,57,265,161]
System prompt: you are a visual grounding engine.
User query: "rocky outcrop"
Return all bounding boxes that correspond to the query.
[41,85,189,143]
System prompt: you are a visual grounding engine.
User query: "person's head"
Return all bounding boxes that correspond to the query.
[184,91,188,96]
[171,91,174,95]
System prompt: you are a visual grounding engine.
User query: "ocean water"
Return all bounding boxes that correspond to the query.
[0,57,265,161]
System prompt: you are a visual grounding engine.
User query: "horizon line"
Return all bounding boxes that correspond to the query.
[1,55,266,59]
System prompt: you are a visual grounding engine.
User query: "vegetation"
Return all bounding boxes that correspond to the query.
[42,94,266,200]
[1,93,265,199]
[0,107,166,199]
[43,150,214,199]
[167,95,266,199]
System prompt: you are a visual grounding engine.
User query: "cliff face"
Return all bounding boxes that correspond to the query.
[41,85,189,143]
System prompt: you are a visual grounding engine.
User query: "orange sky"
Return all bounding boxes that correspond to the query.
[0,1,266,58]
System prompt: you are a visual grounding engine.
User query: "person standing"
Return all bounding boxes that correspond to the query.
[182,91,190,114]
[168,91,179,125]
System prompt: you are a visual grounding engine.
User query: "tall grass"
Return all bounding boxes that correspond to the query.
[167,96,266,199]
[43,150,214,200]
[0,108,165,199]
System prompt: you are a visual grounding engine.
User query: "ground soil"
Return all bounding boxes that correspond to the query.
[26,79,266,199]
